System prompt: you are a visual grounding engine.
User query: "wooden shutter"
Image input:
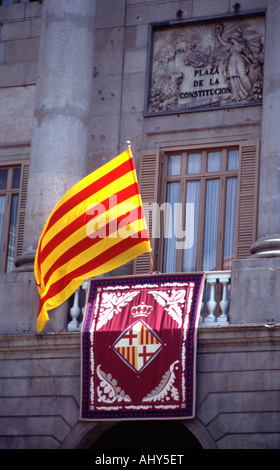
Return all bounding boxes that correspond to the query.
[16,161,29,258]
[133,149,160,274]
[235,141,260,259]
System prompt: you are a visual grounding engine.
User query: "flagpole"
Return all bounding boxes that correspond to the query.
[149,251,155,272]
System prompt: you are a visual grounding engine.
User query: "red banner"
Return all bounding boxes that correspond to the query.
[80,273,204,420]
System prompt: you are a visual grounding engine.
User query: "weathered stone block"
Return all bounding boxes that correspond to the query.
[0,63,25,87]
[0,85,34,143]
[0,271,68,334]
[230,258,280,324]
[5,37,40,63]
[94,28,124,77]
[96,0,125,28]
[1,20,31,41]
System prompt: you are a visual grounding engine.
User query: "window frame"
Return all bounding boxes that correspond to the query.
[133,140,259,275]
[159,145,240,273]
[0,160,29,273]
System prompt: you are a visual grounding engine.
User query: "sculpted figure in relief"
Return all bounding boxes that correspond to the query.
[149,18,264,113]
[215,25,261,102]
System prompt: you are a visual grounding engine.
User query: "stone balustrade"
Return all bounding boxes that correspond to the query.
[67,271,231,331]
[200,271,231,325]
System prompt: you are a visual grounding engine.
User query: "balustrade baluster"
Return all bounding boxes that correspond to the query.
[204,278,217,324]
[217,274,230,324]
[67,288,81,331]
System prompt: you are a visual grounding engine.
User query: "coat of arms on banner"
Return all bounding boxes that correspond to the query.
[80,273,204,421]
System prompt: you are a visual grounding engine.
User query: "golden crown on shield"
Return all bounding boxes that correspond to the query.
[131,302,153,318]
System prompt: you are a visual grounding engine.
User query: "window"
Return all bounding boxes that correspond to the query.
[0,162,29,273]
[161,148,239,272]
[133,141,259,275]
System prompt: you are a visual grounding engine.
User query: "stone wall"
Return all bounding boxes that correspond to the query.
[0,326,279,449]
[89,0,267,172]
[0,2,42,89]
[0,2,41,145]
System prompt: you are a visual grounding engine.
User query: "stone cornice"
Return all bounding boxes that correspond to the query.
[197,323,280,353]
[1,324,279,359]
[0,331,81,359]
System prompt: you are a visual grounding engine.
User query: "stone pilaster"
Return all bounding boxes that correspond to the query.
[16,0,96,269]
[250,0,280,258]
[230,1,280,324]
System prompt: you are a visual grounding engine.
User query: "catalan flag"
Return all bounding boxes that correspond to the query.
[34,147,151,332]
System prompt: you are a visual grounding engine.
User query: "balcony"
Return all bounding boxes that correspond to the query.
[67,271,231,332]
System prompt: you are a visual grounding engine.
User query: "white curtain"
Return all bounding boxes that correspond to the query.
[163,182,180,272]
[163,155,181,272]
[202,179,220,271]
[182,154,202,271]
[167,155,181,175]
[207,151,221,172]
[183,181,200,272]
[227,149,239,171]
[187,153,201,174]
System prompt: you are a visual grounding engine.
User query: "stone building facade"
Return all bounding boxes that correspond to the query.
[0,0,279,449]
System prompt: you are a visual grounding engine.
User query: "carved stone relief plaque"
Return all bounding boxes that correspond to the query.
[147,14,264,115]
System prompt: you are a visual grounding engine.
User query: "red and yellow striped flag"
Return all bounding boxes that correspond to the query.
[34,147,151,332]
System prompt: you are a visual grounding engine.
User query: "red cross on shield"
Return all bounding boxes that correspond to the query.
[114,320,162,372]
